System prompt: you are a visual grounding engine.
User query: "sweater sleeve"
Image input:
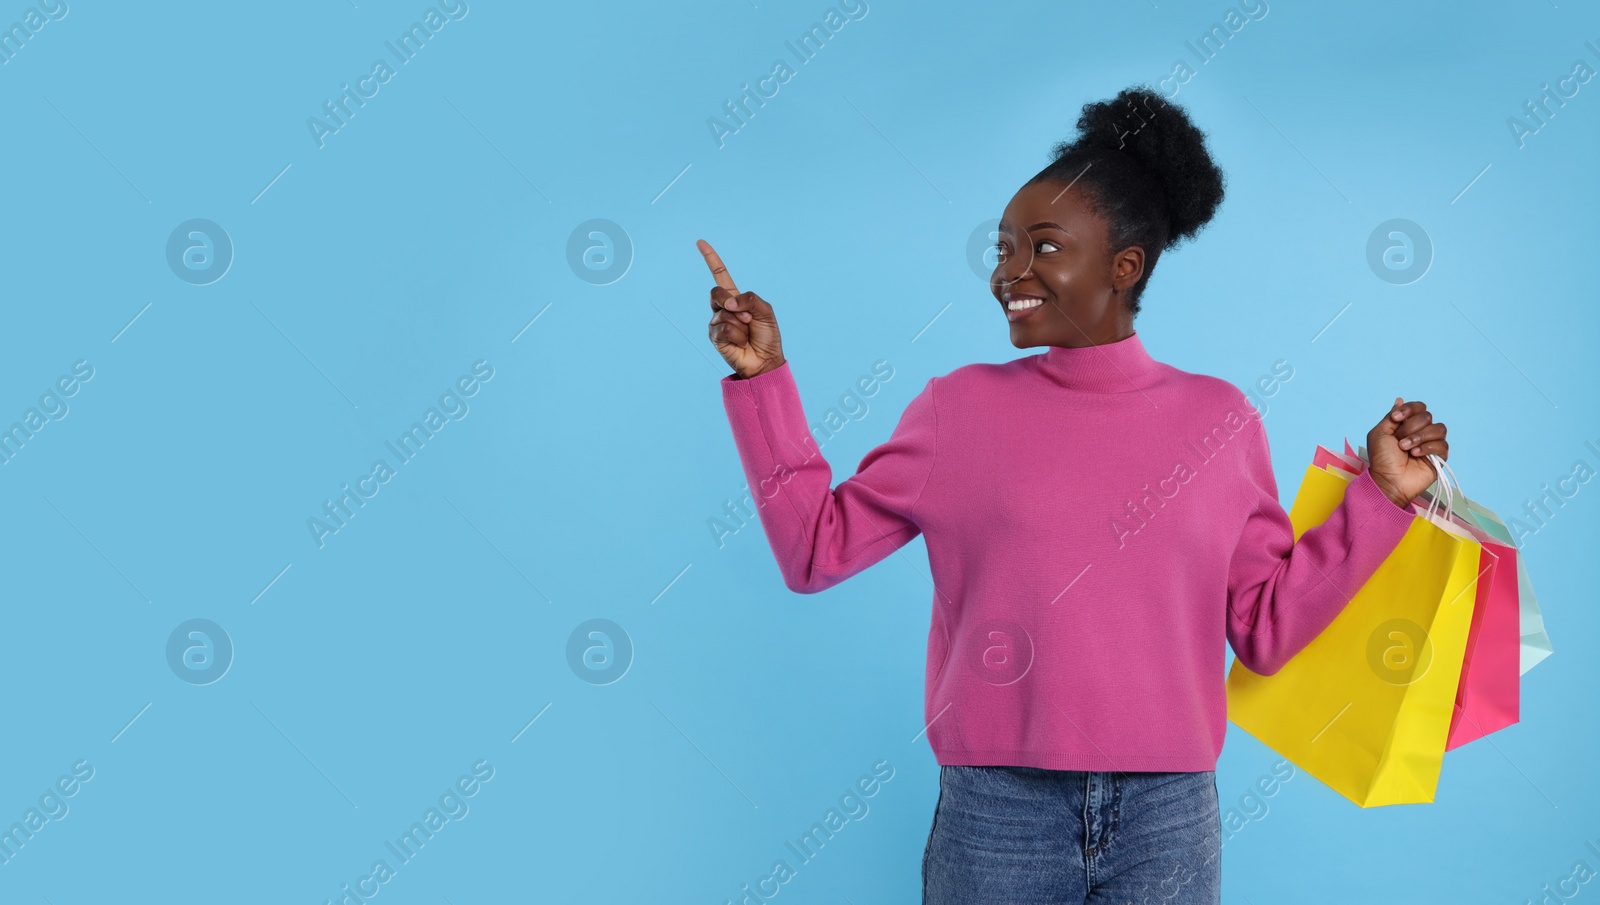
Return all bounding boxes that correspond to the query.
[1224,416,1416,676]
[720,360,939,594]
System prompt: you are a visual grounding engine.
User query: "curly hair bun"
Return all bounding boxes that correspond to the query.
[1050,85,1226,248]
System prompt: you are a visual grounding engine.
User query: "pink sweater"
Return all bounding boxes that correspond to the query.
[719,331,1417,772]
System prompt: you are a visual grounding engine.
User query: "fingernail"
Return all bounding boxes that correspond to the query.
[1400,438,1411,447]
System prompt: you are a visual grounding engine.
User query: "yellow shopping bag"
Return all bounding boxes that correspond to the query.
[1226,460,1483,807]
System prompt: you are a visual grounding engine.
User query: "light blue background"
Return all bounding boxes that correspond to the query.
[1,0,1596,902]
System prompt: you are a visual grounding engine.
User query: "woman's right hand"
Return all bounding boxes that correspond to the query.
[699,239,785,380]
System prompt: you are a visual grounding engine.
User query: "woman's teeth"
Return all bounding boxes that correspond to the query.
[1005,297,1047,322]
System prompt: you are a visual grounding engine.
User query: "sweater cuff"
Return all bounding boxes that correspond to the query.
[1344,465,1417,539]
[721,359,794,399]
[721,360,792,389]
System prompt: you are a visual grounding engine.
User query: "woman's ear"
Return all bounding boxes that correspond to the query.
[1113,244,1146,290]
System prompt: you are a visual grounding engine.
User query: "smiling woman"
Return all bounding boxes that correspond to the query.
[702,83,1450,905]
[992,88,1225,345]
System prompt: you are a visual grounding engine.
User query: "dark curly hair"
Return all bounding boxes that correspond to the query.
[1029,86,1226,317]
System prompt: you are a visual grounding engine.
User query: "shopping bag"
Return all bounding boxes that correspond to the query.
[1458,502,1555,675]
[1314,445,1362,476]
[1227,452,1482,807]
[1320,456,1521,750]
[1404,459,1521,749]
[1351,440,1554,676]
[1443,536,1519,749]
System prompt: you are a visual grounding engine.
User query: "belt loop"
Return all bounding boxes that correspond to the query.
[1081,770,1093,843]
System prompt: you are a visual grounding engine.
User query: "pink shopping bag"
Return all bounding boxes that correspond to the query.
[1442,525,1521,749]
[1314,444,1362,476]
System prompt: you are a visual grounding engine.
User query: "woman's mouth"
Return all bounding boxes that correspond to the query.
[1004,295,1046,322]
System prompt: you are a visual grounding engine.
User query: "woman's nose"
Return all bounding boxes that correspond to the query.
[994,244,1033,287]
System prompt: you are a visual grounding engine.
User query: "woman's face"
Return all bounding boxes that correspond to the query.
[991,179,1143,348]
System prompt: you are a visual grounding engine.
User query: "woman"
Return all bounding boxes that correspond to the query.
[698,85,1448,904]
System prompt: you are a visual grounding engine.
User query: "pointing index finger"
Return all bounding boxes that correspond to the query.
[696,238,740,295]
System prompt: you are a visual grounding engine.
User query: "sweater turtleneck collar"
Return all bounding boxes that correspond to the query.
[1029,330,1166,392]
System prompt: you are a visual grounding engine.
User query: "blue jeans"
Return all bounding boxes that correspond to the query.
[922,766,1222,905]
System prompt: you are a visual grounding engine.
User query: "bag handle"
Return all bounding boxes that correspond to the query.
[1419,453,1460,523]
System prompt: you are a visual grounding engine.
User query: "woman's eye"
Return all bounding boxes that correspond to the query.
[993,243,1007,261]
[1037,240,1060,253]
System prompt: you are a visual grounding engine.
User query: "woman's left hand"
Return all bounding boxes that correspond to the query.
[1366,397,1449,508]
